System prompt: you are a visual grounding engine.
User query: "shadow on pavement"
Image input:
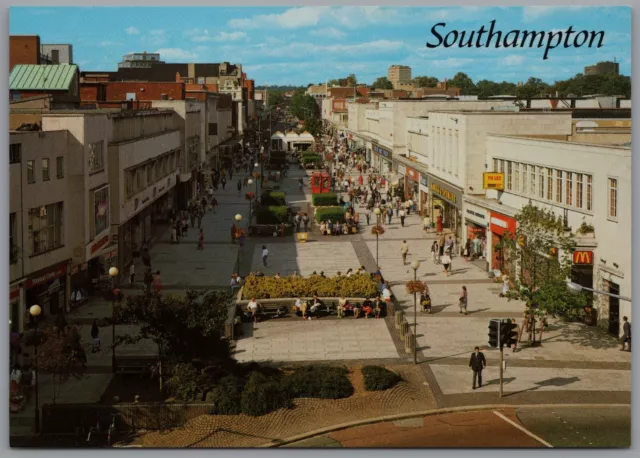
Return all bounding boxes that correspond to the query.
[504,376,580,397]
[541,321,621,350]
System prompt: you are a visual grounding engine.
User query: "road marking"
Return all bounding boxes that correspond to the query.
[492,411,554,448]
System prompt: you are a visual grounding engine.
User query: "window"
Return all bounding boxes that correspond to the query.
[514,163,520,193]
[208,123,218,135]
[576,173,583,208]
[506,161,512,191]
[10,144,21,164]
[92,186,109,238]
[530,165,536,196]
[136,168,144,190]
[56,156,64,179]
[155,160,161,178]
[10,212,17,264]
[546,168,553,201]
[493,158,498,172]
[538,167,545,199]
[555,170,563,203]
[522,164,528,194]
[586,175,593,211]
[608,178,617,219]
[565,172,573,206]
[42,158,50,181]
[147,164,153,184]
[27,160,35,183]
[125,171,134,197]
[28,202,63,255]
[88,141,104,174]
[499,159,505,173]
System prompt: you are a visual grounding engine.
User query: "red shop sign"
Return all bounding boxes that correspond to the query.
[490,212,517,237]
[90,235,110,255]
[26,263,67,289]
[10,286,20,302]
[406,167,420,181]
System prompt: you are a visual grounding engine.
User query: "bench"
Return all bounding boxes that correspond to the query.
[115,357,156,376]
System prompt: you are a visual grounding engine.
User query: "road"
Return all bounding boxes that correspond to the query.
[285,406,631,448]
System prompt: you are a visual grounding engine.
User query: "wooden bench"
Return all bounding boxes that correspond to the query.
[115,357,156,376]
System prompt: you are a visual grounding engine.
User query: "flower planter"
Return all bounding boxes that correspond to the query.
[297,232,309,243]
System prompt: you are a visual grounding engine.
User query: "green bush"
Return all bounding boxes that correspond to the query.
[261,190,286,206]
[312,192,338,206]
[256,206,289,224]
[242,273,378,299]
[208,375,242,415]
[301,151,317,158]
[302,154,322,164]
[362,366,402,391]
[287,365,353,399]
[166,363,205,401]
[315,206,346,223]
[240,372,292,416]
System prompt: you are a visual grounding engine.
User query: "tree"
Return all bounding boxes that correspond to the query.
[303,116,322,137]
[517,77,550,98]
[290,92,319,121]
[498,204,586,319]
[267,89,284,109]
[346,73,357,87]
[372,76,393,90]
[327,79,340,87]
[413,76,439,88]
[29,325,85,404]
[476,79,498,99]
[448,72,477,95]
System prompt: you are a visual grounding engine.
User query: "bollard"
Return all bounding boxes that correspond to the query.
[405,332,415,354]
[387,301,396,316]
[395,311,404,329]
[400,321,409,339]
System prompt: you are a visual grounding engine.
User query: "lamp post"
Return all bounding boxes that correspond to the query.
[566,280,632,302]
[374,207,381,268]
[411,260,421,365]
[235,214,243,273]
[248,179,254,224]
[108,266,119,373]
[254,162,260,191]
[29,304,41,434]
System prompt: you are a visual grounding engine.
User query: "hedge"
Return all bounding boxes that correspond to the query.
[301,151,318,157]
[362,366,402,391]
[286,365,354,399]
[240,372,292,417]
[312,192,338,206]
[242,273,379,299]
[302,154,322,163]
[315,206,346,223]
[256,206,289,224]
[261,190,286,206]
[208,375,242,415]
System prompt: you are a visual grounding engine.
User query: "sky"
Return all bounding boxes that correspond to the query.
[9,6,631,86]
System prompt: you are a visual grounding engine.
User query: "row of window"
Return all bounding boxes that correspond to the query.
[26,156,64,183]
[28,202,64,256]
[430,127,459,177]
[125,150,180,199]
[493,159,617,219]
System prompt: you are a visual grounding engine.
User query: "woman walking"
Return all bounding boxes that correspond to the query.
[197,228,204,250]
[91,319,100,353]
[441,251,452,276]
[431,241,439,264]
[459,286,468,315]
[464,239,472,262]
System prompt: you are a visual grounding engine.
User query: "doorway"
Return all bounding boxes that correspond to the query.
[608,281,620,335]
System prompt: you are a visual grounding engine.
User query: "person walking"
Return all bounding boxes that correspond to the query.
[221,176,227,190]
[365,208,371,226]
[439,234,446,257]
[197,229,204,250]
[401,240,409,265]
[621,316,631,351]
[237,179,242,195]
[197,207,203,229]
[399,208,406,227]
[152,271,162,294]
[144,268,153,296]
[469,346,487,390]
[441,251,452,276]
[262,245,269,267]
[302,214,309,232]
[423,215,431,232]
[129,262,135,287]
[387,206,393,225]
[431,241,439,264]
[464,239,472,262]
[459,286,468,315]
[91,319,100,353]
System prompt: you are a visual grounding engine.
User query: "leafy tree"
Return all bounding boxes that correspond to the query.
[517,77,550,98]
[413,76,439,88]
[303,116,322,137]
[267,89,284,109]
[448,72,477,95]
[165,363,207,401]
[498,204,586,319]
[372,76,393,90]
[476,79,498,99]
[290,92,318,121]
[346,73,357,87]
[327,79,340,87]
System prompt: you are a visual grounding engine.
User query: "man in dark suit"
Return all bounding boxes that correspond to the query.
[469,346,487,389]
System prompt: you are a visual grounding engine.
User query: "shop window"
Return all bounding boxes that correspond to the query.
[576,173,583,208]
[608,177,617,220]
[555,170,563,203]
[56,156,64,179]
[586,175,593,211]
[27,160,35,183]
[499,159,505,173]
[28,201,64,255]
[565,172,573,206]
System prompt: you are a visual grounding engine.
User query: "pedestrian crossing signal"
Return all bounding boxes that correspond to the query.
[502,321,519,347]
[488,319,500,347]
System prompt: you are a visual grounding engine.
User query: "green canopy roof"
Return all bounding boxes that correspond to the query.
[10,64,78,91]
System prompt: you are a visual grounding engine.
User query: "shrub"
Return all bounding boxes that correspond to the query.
[316,206,346,223]
[256,206,289,224]
[240,371,292,416]
[301,151,317,158]
[362,366,402,391]
[166,363,205,401]
[242,273,379,299]
[208,375,242,415]
[287,365,353,399]
[312,192,338,206]
[261,191,286,206]
[302,154,322,164]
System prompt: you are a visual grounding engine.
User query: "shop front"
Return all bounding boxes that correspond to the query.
[428,176,463,236]
[463,201,489,262]
[419,175,429,216]
[571,249,595,323]
[24,260,69,322]
[372,143,393,174]
[405,166,420,202]
[489,211,517,275]
[10,285,20,333]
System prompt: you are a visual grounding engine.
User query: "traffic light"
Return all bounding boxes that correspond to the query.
[488,319,500,347]
[502,321,519,348]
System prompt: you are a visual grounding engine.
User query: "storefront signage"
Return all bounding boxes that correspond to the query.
[483,172,505,190]
[90,235,110,255]
[490,212,517,237]
[429,176,462,208]
[373,143,392,160]
[465,203,489,227]
[26,263,67,289]
[573,251,593,265]
[406,167,420,182]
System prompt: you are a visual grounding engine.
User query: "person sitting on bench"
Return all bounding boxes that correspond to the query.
[246,297,260,323]
[361,298,374,318]
[337,296,348,318]
[373,295,385,319]
[308,295,325,317]
[353,302,362,319]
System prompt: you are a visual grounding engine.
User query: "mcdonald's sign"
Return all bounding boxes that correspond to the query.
[573,251,593,265]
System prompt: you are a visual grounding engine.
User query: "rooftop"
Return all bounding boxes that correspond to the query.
[10,64,78,91]
[487,134,633,151]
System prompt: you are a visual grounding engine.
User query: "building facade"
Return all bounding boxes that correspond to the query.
[584,61,620,75]
[388,65,412,89]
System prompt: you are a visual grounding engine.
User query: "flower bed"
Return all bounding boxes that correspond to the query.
[261,190,286,206]
[315,206,346,223]
[242,274,379,299]
[256,206,289,224]
[312,192,338,206]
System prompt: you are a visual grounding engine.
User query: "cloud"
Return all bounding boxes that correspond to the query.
[229,6,325,29]
[98,40,123,47]
[500,55,526,66]
[155,48,198,61]
[522,6,589,23]
[191,30,248,42]
[124,26,140,35]
[310,27,346,39]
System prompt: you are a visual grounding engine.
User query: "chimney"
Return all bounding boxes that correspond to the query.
[176,72,181,82]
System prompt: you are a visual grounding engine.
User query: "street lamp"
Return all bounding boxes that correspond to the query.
[29,304,41,434]
[235,214,243,273]
[566,280,632,302]
[247,179,254,224]
[411,260,421,365]
[109,266,118,373]
[374,207,382,267]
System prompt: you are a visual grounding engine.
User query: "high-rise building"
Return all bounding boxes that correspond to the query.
[118,52,164,69]
[584,61,620,76]
[388,65,412,89]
